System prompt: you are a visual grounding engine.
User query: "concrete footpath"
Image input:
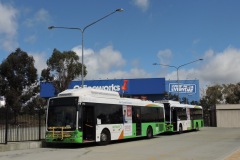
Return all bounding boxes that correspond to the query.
[0,141,239,160]
[0,135,240,160]
[225,149,240,160]
[0,141,43,152]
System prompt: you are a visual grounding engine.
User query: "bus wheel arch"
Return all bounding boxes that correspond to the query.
[99,128,111,145]
[146,126,153,139]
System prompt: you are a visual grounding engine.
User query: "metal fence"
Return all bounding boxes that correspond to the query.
[0,107,46,144]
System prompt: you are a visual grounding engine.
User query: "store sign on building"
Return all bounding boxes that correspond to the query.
[73,84,121,92]
[169,83,196,94]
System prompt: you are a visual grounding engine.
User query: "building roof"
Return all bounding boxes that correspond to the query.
[216,104,240,110]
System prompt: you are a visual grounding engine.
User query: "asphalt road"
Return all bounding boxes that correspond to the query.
[0,127,239,160]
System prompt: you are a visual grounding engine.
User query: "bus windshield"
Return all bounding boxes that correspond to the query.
[47,97,78,131]
[47,106,76,130]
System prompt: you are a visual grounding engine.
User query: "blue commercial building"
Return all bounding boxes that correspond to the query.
[40,78,200,102]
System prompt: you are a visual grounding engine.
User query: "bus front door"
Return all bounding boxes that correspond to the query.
[82,105,95,141]
[133,107,141,136]
[172,108,178,131]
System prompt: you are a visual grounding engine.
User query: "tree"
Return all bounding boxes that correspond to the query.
[199,82,240,126]
[200,84,223,126]
[164,92,178,101]
[233,83,240,103]
[181,97,188,104]
[205,84,223,105]
[190,100,199,105]
[22,95,47,114]
[41,49,87,94]
[200,97,211,126]
[222,84,239,104]
[0,75,7,96]
[0,48,38,120]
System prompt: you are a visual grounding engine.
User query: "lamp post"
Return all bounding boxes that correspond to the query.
[153,58,203,102]
[48,8,124,88]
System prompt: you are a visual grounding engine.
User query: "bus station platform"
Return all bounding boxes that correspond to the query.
[0,140,240,160]
[0,141,43,152]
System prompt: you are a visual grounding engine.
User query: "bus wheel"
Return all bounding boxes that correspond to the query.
[179,124,183,134]
[99,129,110,145]
[195,123,199,131]
[146,126,153,139]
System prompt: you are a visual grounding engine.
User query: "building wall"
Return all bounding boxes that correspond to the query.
[40,78,200,102]
[216,104,240,128]
[40,78,166,99]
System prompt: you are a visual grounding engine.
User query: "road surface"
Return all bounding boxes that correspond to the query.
[0,127,239,160]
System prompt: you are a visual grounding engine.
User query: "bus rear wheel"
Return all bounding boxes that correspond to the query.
[99,129,110,145]
[146,126,153,139]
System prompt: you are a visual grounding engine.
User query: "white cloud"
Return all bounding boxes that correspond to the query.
[132,0,150,12]
[96,68,151,80]
[73,45,125,79]
[157,49,172,64]
[30,52,47,77]
[203,49,214,59]
[131,59,140,68]
[199,47,240,84]
[24,35,37,44]
[192,39,200,45]
[24,8,50,27]
[0,2,18,51]
[35,8,50,22]
[49,44,240,92]
[161,47,240,93]
[97,46,126,72]
[72,45,151,80]
[0,2,17,36]
[164,68,200,81]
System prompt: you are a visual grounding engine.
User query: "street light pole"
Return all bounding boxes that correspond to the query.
[153,58,203,102]
[48,8,124,88]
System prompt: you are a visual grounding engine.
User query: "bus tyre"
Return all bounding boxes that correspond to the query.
[179,124,183,134]
[99,129,110,145]
[146,126,153,139]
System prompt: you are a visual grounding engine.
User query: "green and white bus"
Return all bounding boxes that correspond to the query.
[156,100,203,133]
[45,88,165,144]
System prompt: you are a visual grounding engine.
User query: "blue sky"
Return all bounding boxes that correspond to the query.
[1,0,240,95]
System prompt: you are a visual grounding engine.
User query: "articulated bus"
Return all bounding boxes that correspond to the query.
[45,88,165,145]
[156,100,203,133]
